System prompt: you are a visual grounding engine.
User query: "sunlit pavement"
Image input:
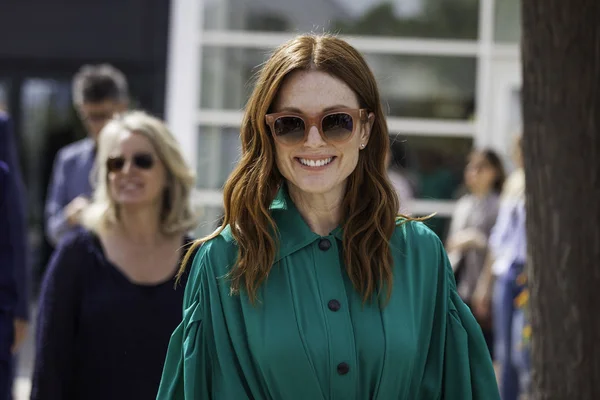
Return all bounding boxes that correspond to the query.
[14,377,31,400]
[13,305,35,400]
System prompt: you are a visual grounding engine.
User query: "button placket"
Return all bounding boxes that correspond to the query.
[313,236,356,398]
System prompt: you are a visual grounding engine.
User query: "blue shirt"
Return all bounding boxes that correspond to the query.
[489,197,527,275]
[45,138,95,246]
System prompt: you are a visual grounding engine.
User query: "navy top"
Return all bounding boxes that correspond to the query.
[31,229,192,400]
[0,161,18,315]
[0,112,29,320]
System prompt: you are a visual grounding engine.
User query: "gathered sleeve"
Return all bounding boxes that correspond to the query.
[157,246,210,400]
[417,228,500,400]
[442,286,500,398]
[157,235,266,400]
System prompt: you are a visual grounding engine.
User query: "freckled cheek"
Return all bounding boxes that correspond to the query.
[275,150,293,171]
[341,151,361,175]
[340,145,359,161]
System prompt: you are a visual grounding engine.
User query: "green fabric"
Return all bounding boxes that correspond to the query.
[157,188,500,400]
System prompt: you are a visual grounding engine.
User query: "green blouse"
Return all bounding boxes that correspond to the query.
[157,189,500,399]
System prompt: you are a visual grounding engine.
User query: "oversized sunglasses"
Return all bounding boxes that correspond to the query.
[106,152,155,173]
[265,108,369,145]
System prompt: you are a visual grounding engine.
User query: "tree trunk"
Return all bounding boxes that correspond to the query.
[521,1,600,399]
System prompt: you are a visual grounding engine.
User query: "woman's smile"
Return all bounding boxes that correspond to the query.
[295,156,336,170]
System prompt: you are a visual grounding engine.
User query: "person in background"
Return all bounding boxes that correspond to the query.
[473,136,527,400]
[45,64,129,246]
[36,108,86,291]
[0,112,29,399]
[158,34,499,399]
[446,149,505,354]
[32,111,198,400]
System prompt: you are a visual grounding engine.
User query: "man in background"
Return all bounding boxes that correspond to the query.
[0,112,29,400]
[45,64,129,246]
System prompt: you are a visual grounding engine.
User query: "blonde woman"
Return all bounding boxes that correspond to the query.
[31,111,198,400]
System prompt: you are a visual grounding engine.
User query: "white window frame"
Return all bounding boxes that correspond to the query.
[166,0,520,219]
[199,30,480,56]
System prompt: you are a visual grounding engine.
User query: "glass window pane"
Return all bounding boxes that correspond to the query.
[20,79,74,223]
[0,80,10,112]
[367,54,476,120]
[196,125,241,189]
[195,205,225,237]
[494,0,521,43]
[391,134,473,200]
[200,47,268,111]
[200,46,476,120]
[389,134,473,239]
[203,0,479,40]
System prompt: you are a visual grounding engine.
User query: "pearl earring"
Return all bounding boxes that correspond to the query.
[360,144,365,149]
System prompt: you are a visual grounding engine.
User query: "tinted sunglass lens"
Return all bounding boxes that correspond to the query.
[107,157,125,172]
[134,153,154,169]
[322,113,354,141]
[274,117,305,143]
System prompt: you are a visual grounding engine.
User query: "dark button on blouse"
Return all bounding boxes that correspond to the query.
[328,299,341,312]
[337,362,350,375]
[318,238,331,251]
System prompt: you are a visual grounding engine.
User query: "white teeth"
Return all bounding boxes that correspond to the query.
[122,182,142,190]
[299,157,333,167]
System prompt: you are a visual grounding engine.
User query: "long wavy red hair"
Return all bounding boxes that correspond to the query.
[179,34,412,303]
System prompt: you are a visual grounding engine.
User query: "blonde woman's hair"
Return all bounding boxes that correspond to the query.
[502,168,525,200]
[82,110,198,235]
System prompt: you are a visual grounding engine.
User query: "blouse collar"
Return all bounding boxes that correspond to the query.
[269,185,343,262]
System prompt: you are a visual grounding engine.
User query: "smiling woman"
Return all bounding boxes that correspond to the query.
[158,34,499,400]
[268,71,374,207]
[84,111,197,235]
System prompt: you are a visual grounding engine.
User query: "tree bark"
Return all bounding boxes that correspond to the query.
[521,1,600,399]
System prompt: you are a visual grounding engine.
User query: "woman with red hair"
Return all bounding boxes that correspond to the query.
[158,34,499,400]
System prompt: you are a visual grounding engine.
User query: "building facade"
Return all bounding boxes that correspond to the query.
[166,0,522,238]
[0,0,172,284]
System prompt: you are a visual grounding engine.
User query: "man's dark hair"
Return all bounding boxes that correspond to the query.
[72,64,129,105]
